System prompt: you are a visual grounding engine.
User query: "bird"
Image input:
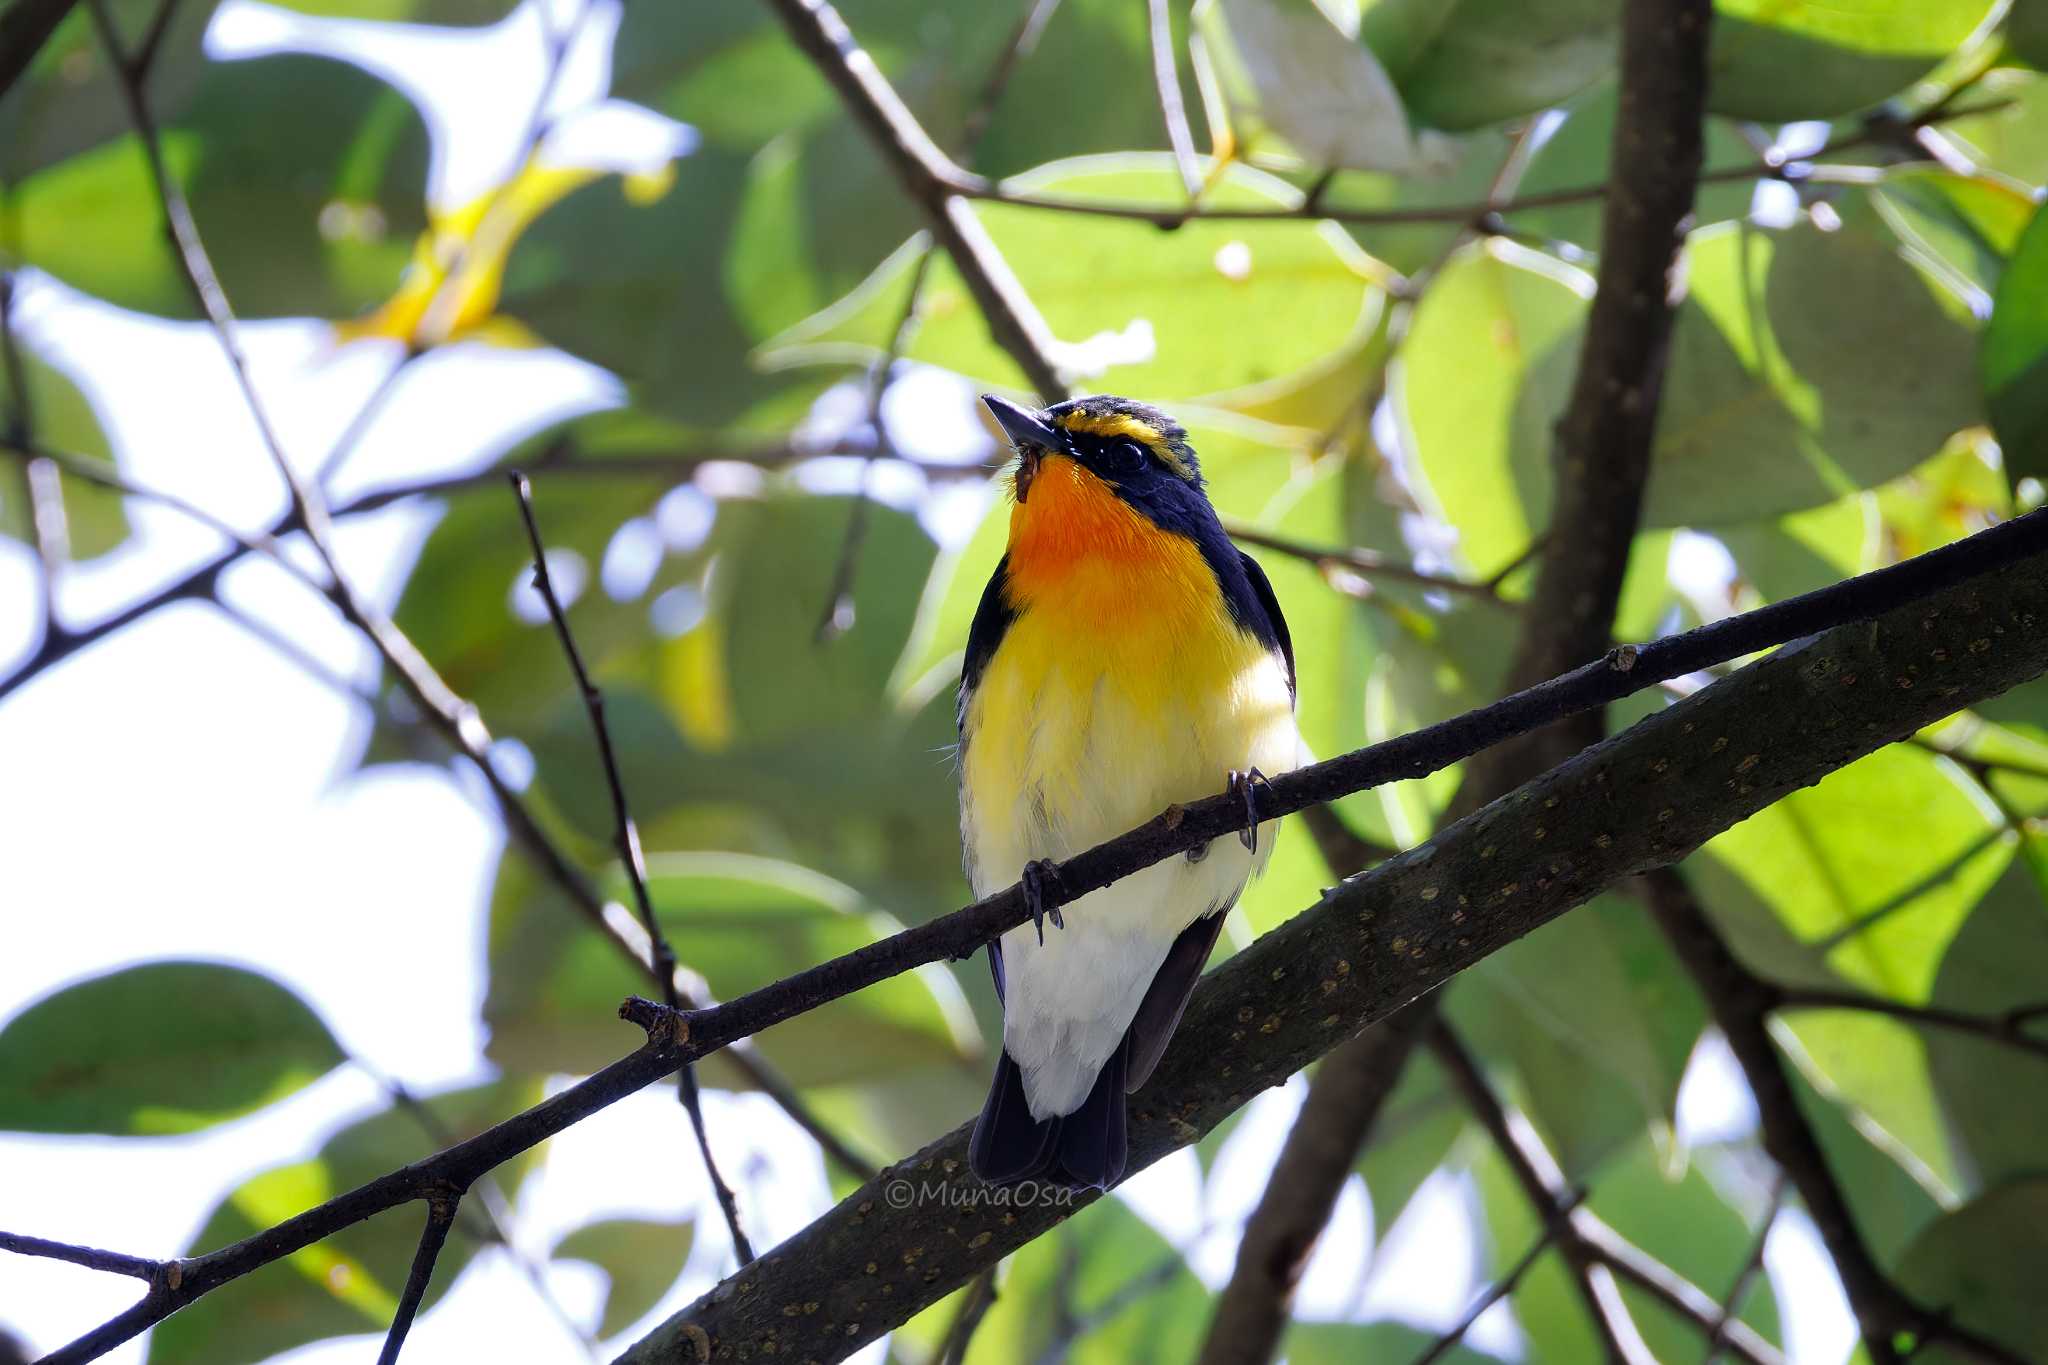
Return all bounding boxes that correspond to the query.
[959,392,1300,1190]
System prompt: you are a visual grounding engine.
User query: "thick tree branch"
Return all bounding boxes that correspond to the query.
[619,536,2048,1364]
[27,513,2048,1362]
[1642,869,2029,1365]
[1202,4,1713,1354]
[759,0,1067,402]
[512,472,756,1263]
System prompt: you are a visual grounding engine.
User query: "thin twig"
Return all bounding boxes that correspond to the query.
[1428,1025,1655,1364]
[0,1231,164,1283]
[39,522,2048,1364]
[1410,1196,1581,1365]
[1145,0,1202,198]
[1642,869,2029,1365]
[512,471,756,1265]
[125,0,183,84]
[0,270,66,633]
[376,1192,463,1365]
[1224,520,1508,606]
[1772,987,2048,1065]
[1703,1176,1784,1365]
[937,1267,999,1365]
[958,0,1062,159]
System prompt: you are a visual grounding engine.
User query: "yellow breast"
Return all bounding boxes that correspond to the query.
[959,457,1297,889]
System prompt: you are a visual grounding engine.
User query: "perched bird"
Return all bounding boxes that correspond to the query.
[960,393,1300,1190]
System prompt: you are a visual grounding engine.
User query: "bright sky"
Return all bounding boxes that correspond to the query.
[0,4,1856,1360]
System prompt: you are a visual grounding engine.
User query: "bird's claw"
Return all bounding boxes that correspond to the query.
[1022,858,1065,946]
[1227,768,1273,855]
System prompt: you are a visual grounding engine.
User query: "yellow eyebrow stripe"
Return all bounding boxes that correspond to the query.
[1055,408,1196,482]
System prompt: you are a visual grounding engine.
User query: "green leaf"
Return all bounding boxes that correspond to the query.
[1647,217,1983,526]
[1706,0,2001,121]
[147,1078,544,1365]
[1394,239,1590,579]
[1587,1142,1783,1361]
[964,1196,1209,1365]
[1896,1177,2048,1362]
[485,852,981,1083]
[1360,0,1618,130]
[1284,1320,1501,1364]
[1868,168,2039,303]
[1786,1060,1943,1265]
[2015,0,2048,69]
[1213,0,1429,172]
[0,961,343,1136]
[1458,895,1704,1175]
[13,52,430,320]
[1941,69,2048,191]
[1510,83,1777,251]
[1924,856,2048,1192]
[1699,745,2009,1003]
[767,157,1386,401]
[553,1218,695,1338]
[1984,202,2048,485]
[1355,1049,1464,1242]
[0,342,128,559]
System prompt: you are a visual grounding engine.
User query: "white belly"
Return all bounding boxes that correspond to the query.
[961,646,1299,1118]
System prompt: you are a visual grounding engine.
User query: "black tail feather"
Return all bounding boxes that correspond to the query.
[969,1043,1130,1191]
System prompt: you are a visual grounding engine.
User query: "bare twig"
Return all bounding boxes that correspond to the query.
[512,471,756,1265]
[1772,986,2048,1065]
[1224,521,1508,606]
[1145,0,1202,198]
[1410,1195,1581,1365]
[1642,868,2029,1365]
[958,0,1063,158]
[39,525,2048,1363]
[1703,1176,1784,1365]
[376,1193,463,1365]
[0,271,66,632]
[937,1268,999,1365]
[761,0,1067,403]
[1429,1025,1655,1364]
[0,1231,163,1283]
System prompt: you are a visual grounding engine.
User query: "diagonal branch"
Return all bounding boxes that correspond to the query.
[1201,3,1714,1354]
[1771,987,2048,1066]
[1145,0,1202,198]
[1641,869,2030,1365]
[760,0,1067,402]
[1429,1025,1659,1364]
[376,1191,462,1365]
[26,518,2048,1364]
[512,472,756,1264]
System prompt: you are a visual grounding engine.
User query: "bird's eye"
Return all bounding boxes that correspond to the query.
[1101,438,1148,475]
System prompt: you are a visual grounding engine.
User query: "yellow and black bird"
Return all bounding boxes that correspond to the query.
[961,393,1300,1190]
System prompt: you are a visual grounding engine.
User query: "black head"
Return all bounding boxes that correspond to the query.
[982,393,1204,505]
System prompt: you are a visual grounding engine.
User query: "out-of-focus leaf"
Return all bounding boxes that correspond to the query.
[1984,202,2048,484]
[964,1195,1208,1365]
[1646,217,1982,526]
[1456,896,1703,1177]
[1923,856,2048,1191]
[1869,168,2038,303]
[1358,0,1617,130]
[553,1218,694,1338]
[1215,0,1431,172]
[0,961,342,1136]
[1355,1049,1463,1241]
[1510,83,1768,251]
[485,852,980,1084]
[2015,0,2048,69]
[1466,1140,1603,1364]
[13,53,430,320]
[1785,1060,1944,1264]
[1699,745,2008,1002]
[1394,239,1589,580]
[1284,1321,1501,1364]
[1590,1141,1783,1361]
[767,158,1385,401]
[147,1078,544,1365]
[0,343,127,559]
[1706,0,2002,121]
[1942,69,2048,190]
[1896,1178,2048,1363]
[1318,125,1518,277]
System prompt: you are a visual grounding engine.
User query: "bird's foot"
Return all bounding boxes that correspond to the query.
[1022,858,1065,946]
[1226,768,1274,855]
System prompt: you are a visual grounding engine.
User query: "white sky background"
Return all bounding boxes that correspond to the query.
[0,3,1857,1360]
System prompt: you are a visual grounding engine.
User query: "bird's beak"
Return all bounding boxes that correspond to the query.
[982,393,1060,504]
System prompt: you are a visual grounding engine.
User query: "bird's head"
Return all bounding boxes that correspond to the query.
[982,392,1204,512]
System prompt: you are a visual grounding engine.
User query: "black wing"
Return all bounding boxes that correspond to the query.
[958,554,1019,732]
[1236,549,1295,700]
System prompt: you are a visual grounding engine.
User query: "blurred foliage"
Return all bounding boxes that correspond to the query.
[6,0,2048,1361]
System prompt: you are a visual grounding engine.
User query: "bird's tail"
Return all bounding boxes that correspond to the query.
[969,1043,1128,1191]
